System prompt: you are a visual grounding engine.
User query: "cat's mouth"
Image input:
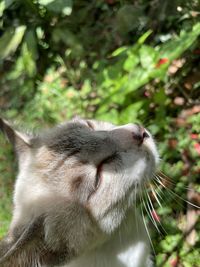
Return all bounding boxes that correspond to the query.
[86,125,158,202]
[87,164,102,200]
[94,163,103,191]
[88,154,119,200]
[88,138,158,200]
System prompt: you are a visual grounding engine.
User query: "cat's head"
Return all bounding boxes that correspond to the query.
[0,117,159,266]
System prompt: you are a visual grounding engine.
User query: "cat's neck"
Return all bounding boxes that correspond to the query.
[66,208,153,267]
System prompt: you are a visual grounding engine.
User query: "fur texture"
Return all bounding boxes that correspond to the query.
[0,117,159,267]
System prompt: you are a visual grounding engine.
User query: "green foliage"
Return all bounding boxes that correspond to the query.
[0,1,200,266]
[94,23,200,124]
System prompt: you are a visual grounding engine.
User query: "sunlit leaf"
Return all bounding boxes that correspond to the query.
[111,46,127,57]
[139,45,158,69]
[0,1,5,16]
[138,30,152,45]
[119,101,143,123]
[42,0,73,15]
[0,26,26,60]
[0,0,14,16]
[159,23,200,60]
[123,53,139,71]
[38,0,54,4]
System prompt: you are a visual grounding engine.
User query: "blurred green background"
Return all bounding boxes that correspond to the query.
[0,0,200,266]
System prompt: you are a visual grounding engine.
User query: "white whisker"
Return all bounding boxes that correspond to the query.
[144,184,166,235]
[139,186,156,257]
[154,175,200,209]
[141,183,162,234]
[151,180,165,202]
[158,172,198,192]
[149,184,162,207]
[157,173,197,193]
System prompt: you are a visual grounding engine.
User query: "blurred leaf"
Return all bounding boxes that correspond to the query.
[97,22,200,114]
[0,26,26,60]
[96,108,119,124]
[44,0,73,15]
[38,0,54,4]
[138,30,152,45]
[25,30,38,61]
[21,42,37,77]
[139,45,158,69]
[123,52,139,71]
[52,27,83,55]
[119,101,143,123]
[159,23,200,60]
[0,0,14,16]
[160,234,182,252]
[0,0,5,16]
[154,88,167,104]
[116,5,144,34]
[111,46,127,57]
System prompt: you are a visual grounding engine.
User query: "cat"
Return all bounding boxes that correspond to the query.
[0,117,159,267]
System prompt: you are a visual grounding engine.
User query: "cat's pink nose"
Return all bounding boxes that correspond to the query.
[132,126,149,145]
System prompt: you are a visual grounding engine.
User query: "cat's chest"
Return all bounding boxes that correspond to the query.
[64,212,152,267]
[65,243,150,267]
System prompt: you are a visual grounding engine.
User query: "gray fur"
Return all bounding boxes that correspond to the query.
[0,117,159,267]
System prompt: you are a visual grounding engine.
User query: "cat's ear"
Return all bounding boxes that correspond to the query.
[0,217,43,266]
[0,118,31,155]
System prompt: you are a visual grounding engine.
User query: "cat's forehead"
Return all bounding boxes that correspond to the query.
[35,119,115,154]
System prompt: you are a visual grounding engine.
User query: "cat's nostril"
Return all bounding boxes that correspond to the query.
[143,131,149,139]
[132,132,143,142]
[132,127,149,145]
